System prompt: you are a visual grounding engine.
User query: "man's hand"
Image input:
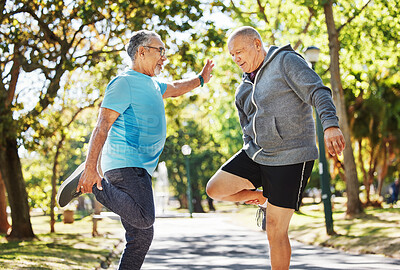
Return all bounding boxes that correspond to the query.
[163,59,215,98]
[77,167,102,194]
[324,127,345,156]
[199,59,214,84]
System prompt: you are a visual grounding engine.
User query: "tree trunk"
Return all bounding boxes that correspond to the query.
[0,137,35,239]
[92,199,103,237]
[323,1,362,217]
[207,197,216,212]
[50,138,63,233]
[358,139,369,203]
[377,141,389,196]
[193,192,205,213]
[0,172,11,234]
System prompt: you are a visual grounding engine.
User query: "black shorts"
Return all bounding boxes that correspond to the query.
[221,150,314,210]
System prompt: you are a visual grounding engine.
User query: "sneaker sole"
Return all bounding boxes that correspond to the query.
[56,162,86,208]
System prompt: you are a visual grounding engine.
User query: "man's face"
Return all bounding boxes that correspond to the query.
[142,36,167,77]
[228,36,263,73]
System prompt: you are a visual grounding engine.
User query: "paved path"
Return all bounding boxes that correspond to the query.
[110,213,400,270]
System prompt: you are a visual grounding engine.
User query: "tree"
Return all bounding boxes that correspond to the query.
[160,119,224,212]
[22,61,117,232]
[321,0,371,216]
[322,0,400,210]
[348,65,400,203]
[0,0,220,239]
[0,173,10,234]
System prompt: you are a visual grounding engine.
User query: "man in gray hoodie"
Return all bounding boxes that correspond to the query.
[206,26,345,269]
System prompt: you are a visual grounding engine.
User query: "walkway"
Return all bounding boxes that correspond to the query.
[110,213,400,269]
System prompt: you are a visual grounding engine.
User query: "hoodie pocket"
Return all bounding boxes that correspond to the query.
[255,117,283,147]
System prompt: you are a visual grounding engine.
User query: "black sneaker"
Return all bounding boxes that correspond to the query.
[56,162,85,208]
[256,206,266,231]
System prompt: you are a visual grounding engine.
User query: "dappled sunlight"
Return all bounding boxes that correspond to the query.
[287,197,400,259]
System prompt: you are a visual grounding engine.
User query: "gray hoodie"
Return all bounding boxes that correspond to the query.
[235,44,339,166]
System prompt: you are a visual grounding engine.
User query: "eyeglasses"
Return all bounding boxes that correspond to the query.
[144,46,166,57]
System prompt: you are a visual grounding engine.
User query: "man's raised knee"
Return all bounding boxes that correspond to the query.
[206,182,221,200]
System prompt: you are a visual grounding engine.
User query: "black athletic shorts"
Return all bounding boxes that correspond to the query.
[221,149,314,211]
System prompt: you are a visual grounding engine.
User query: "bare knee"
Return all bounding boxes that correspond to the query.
[206,181,222,200]
[266,217,287,241]
[265,208,293,243]
[206,170,254,201]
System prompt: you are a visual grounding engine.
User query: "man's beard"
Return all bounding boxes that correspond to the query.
[154,65,162,76]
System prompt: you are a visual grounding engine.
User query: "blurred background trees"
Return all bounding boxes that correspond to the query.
[1,0,399,239]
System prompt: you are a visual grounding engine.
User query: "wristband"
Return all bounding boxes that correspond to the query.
[198,75,204,87]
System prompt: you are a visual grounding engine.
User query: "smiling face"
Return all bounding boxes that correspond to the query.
[135,36,167,77]
[228,35,265,73]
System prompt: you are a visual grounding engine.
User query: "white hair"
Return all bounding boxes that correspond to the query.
[126,30,160,61]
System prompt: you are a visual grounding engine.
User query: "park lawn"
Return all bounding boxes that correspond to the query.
[289,197,400,259]
[224,197,400,259]
[0,213,124,270]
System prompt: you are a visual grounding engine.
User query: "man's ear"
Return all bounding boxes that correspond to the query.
[254,39,262,50]
[138,46,146,57]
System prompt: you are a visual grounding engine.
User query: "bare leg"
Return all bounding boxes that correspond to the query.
[206,170,267,204]
[265,202,294,270]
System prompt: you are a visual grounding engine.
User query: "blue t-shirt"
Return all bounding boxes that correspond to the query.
[100,69,167,176]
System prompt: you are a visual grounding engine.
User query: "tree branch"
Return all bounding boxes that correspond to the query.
[5,43,22,109]
[74,48,125,61]
[49,101,98,138]
[293,7,315,50]
[271,0,283,44]
[23,62,65,131]
[256,0,269,24]
[337,0,372,33]
[229,0,258,18]
[69,15,106,47]
[23,7,64,45]
[0,0,6,20]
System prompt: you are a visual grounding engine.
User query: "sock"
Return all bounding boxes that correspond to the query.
[259,199,268,208]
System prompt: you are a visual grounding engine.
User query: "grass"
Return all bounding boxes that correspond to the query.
[0,212,124,269]
[223,197,400,259]
[289,197,400,258]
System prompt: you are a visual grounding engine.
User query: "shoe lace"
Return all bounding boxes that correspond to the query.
[255,207,265,227]
[71,191,82,197]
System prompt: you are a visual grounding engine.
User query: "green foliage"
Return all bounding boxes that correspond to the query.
[2,0,227,214]
[338,0,400,187]
[5,0,400,213]
[160,118,224,210]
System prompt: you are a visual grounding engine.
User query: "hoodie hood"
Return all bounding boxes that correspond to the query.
[243,44,298,81]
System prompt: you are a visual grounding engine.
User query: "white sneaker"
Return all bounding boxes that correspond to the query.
[56,162,85,208]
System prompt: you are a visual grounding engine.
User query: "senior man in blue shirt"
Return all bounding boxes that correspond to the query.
[57,30,213,269]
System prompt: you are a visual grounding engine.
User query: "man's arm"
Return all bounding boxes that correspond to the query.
[163,59,214,98]
[77,107,120,193]
[282,53,345,157]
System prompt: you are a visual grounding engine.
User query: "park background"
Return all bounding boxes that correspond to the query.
[0,0,400,268]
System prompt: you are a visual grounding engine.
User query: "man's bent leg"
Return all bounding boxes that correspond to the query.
[93,167,155,229]
[118,218,154,270]
[265,202,294,270]
[206,170,266,204]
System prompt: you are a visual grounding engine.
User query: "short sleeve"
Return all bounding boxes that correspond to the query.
[101,77,131,114]
[154,80,167,95]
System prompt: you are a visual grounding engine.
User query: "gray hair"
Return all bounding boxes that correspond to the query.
[227,26,262,44]
[126,30,160,61]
